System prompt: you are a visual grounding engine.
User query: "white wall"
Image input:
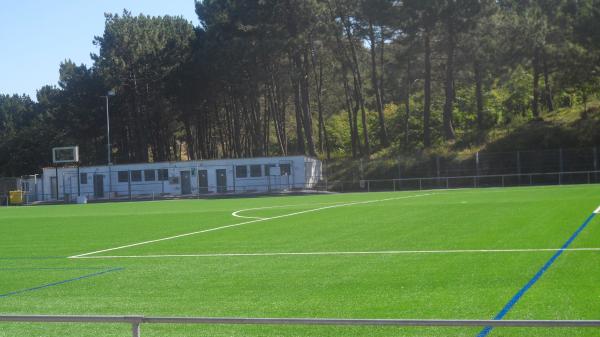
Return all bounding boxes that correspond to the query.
[39,156,322,201]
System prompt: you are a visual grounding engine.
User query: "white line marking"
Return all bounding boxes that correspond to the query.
[72,248,600,259]
[69,193,434,259]
[230,211,265,220]
[231,202,348,220]
[594,206,600,214]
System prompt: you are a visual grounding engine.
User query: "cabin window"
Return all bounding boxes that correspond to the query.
[158,169,169,181]
[280,163,291,176]
[118,171,129,183]
[250,165,262,177]
[264,164,276,176]
[236,165,248,178]
[144,170,156,181]
[131,170,142,182]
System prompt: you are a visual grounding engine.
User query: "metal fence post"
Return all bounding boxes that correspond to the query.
[359,159,364,181]
[393,179,396,192]
[62,174,65,202]
[558,172,562,185]
[128,171,132,200]
[108,166,112,200]
[594,146,598,171]
[475,152,480,176]
[517,151,521,185]
[77,166,81,197]
[559,148,564,173]
[132,322,140,337]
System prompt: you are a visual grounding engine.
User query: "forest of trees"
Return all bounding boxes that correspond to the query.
[1,0,599,176]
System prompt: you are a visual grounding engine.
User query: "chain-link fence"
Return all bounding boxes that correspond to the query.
[325,171,600,193]
[323,147,600,192]
[11,147,600,205]
[26,166,325,204]
[31,180,326,203]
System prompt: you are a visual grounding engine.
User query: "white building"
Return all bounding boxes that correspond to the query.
[27,156,322,202]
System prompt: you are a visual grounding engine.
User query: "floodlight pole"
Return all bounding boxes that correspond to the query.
[102,91,115,199]
[104,95,111,165]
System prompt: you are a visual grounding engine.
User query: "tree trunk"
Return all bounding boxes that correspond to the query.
[326,0,363,156]
[423,29,432,147]
[300,49,317,157]
[532,47,541,119]
[542,51,554,112]
[264,100,269,157]
[184,121,195,160]
[343,15,369,156]
[368,20,389,147]
[405,58,411,148]
[293,76,305,155]
[267,78,286,155]
[379,27,385,104]
[443,22,456,140]
[474,60,484,132]
[310,42,330,159]
[284,2,307,156]
[343,64,359,158]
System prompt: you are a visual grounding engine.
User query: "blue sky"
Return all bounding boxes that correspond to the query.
[0,0,199,99]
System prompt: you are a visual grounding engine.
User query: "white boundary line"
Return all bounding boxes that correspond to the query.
[594,206,600,214]
[72,248,600,259]
[69,193,434,259]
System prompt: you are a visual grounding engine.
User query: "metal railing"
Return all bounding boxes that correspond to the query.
[12,170,600,204]
[1,315,600,337]
[326,170,600,193]
[324,147,600,181]
[22,180,327,205]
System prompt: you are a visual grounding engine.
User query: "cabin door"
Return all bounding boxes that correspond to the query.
[216,169,227,193]
[180,171,192,195]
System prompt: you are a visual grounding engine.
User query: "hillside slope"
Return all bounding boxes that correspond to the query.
[483,101,600,153]
[326,101,600,183]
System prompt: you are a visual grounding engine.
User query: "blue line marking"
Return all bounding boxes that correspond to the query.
[477,212,597,337]
[0,267,124,298]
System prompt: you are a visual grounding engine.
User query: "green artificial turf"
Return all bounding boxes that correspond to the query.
[0,185,599,336]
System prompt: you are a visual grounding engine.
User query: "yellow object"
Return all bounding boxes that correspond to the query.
[9,190,23,205]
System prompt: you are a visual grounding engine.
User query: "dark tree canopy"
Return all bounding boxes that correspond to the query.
[1,1,600,176]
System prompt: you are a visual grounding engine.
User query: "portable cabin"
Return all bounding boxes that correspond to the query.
[35,156,322,202]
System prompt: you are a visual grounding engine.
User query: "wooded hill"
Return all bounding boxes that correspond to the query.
[1,0,599,177]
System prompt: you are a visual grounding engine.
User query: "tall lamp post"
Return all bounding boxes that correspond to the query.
[101,90,115,199]
[101,90,115,164]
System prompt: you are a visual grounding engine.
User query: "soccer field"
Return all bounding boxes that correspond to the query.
[1,185,600,337]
